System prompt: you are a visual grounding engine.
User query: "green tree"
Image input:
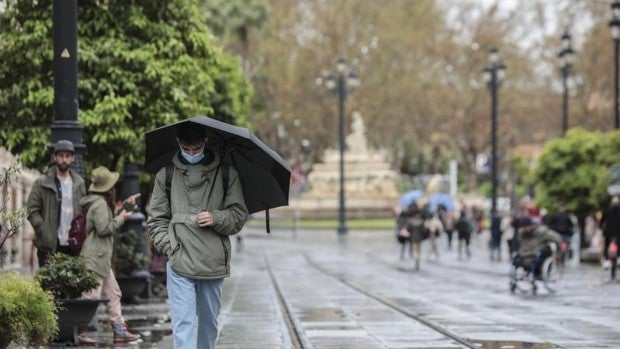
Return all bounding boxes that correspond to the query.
[0,0,251,173]
[533,128,620,220]
[201,0,268,76]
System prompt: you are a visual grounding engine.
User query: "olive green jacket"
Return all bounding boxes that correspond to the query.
[26,167,86,253]
[79,194,127,278]
[518,225,563,258]
[147,151,248,280]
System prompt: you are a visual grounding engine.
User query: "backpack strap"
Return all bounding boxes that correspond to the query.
[165,164,173,208]
[221,161,229,203]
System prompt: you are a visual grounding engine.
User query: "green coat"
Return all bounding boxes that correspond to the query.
[26,167,86,253]
[79,194,126,278]
[518,225,563,258]
[147,151,248,280]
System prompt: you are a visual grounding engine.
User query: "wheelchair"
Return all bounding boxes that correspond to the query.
[509,242,560,295]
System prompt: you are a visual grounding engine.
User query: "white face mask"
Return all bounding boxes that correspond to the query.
[181,151,205,164]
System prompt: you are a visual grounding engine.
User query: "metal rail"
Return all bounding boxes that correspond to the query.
[303,254,480,349]
[264,255,310,349]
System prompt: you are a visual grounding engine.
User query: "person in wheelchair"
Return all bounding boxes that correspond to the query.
[512,217,562,280]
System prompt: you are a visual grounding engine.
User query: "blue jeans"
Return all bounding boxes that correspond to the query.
[167,263,223,349]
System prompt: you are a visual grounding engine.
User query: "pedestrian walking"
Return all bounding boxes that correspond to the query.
[147,123,248,349]
[396,202,430,270]
[26,140,86,267]
[425,213,443,261]
[437,204,455,250]
[77,166,141,345]
[489,214,503,262]
[600,196,620,269]
[547,203,575,263]
[455,211,472,260]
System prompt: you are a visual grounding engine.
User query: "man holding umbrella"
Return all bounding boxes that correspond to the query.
[147,123,248,349]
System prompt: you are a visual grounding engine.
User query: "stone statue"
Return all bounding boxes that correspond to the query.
[346,112,368,154]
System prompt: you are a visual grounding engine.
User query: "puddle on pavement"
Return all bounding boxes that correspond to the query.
[471,340,557,349]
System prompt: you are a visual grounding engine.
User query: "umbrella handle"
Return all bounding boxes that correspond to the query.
[265,208,270,234]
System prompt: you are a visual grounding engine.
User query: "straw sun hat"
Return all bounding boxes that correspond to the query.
[89,166,120,193]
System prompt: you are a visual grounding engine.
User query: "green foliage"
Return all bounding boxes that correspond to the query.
[113,230,148,276]
[202,0,268,38]
[0,0,251,173]
[0,162,26,252]
[533,128,620,218]
[246,217,395,230]
[36,253,100,300]
[0,272,58,348]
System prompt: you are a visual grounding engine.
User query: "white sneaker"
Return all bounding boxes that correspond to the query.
[603,260,612,270]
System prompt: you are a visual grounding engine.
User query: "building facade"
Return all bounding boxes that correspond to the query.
[0,148,38,271]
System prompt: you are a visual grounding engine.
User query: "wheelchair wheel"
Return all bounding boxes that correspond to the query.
[540,256,558,293]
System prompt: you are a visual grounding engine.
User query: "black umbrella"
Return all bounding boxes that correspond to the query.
[145,116,290,219]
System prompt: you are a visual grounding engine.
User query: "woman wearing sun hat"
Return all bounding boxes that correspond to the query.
[77,166,141,344]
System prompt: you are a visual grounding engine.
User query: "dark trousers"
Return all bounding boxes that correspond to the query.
[527,246,553,279]
[37,241,75,268]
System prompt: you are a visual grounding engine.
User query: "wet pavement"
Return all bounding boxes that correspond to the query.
[38,227,620,348]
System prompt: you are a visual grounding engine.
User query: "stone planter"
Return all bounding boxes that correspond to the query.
[117,271,152,303]
[0,335,10,349]
[55,298,108,343]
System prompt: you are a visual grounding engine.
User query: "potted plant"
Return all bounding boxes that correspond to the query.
[36,253,104,343]
[0,272,58,349]
[0,162,58,348]
[114,229,151,303]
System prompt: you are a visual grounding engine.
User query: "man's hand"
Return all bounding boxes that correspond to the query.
[197,211,214,227]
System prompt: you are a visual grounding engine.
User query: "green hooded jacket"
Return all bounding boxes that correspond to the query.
[518,225,563,258]
[79,194,126,278]
[147,150,248,280]
[26,167,86,253]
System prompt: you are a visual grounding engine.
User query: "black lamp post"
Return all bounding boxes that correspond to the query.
[483,46,506,219]
[558,30,575,136]
[51,0,85,176]
[611,0,620,129]
[318,58,359,237]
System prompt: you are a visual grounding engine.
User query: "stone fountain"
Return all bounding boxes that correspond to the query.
[282,113,399,219]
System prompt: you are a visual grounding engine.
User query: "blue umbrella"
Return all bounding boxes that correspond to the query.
[399,189,424,207]
[428,192,455,212]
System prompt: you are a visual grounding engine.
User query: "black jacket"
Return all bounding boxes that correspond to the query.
[601,206,620,238]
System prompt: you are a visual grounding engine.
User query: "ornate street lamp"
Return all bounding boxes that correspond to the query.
[317,57,359,237]
[51,0,85,176]
[482,46,506,219]
[558,30,575,136]
[611,0,620,129]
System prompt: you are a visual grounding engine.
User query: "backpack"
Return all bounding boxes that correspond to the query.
[67,209,87,255]
[406,215,430,241]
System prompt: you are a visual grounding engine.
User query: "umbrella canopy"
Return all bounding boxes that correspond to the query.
[145,116,290,214]
[428,192,455,213]
[399,189,424,207]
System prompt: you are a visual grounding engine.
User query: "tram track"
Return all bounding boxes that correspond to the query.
[263,250,479,349]
[264,255,310,349]
[302,254,480,349]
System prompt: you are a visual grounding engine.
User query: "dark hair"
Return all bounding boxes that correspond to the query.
[177,123,207,144]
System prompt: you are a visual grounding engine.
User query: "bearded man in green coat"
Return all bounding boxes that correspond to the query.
[147,123,248,349]
[26,140,85,267]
